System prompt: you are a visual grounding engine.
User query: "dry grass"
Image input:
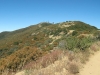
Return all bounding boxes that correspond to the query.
[68,62,79,74]
[15,50,81,75]
[14,41,100,75]
[68,51,75,61]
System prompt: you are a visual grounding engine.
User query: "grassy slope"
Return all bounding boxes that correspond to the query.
[0,21,99,74]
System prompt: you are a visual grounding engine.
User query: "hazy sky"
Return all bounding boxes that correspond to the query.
[0,0,100,32]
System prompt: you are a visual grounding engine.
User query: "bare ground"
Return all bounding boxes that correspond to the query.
[79,50,100,75]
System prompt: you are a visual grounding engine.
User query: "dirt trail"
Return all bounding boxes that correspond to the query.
[79,50,100,75]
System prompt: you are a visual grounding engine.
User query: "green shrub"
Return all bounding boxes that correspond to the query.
[60,36,94,51]
[40,22,52,27]
[8,46,19,55]
[66,37,78,50]
[50,27,67,36]
[94,31,100,40]
[13,42,19,45]
[72,31,78,36]
[77,37,93,50]
[44,38,53,45]
[68,21,97,32]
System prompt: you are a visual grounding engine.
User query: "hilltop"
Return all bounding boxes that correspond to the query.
[0,21,100,75]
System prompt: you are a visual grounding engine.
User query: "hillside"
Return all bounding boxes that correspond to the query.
[0,21,100,75]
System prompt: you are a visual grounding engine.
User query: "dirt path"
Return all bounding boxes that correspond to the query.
[79,50,100,75]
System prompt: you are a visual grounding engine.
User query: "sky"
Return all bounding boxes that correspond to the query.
[0,0,100,32]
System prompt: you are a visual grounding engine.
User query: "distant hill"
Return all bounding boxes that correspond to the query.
[0,31,10,40]
[0,21,100,74]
